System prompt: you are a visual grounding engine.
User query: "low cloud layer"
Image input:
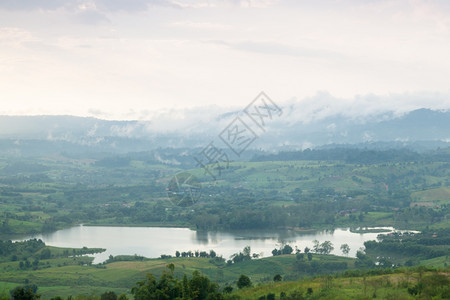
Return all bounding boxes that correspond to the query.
[133,91,450,133]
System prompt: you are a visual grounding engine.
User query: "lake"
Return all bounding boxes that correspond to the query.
[16,225,405,263]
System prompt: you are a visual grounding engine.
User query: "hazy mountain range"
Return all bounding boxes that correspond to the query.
[0,108,449,157]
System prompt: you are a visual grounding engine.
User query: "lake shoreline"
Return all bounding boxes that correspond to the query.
[13,225,407,263]
[84,223,320,233]
[82,222,191,228]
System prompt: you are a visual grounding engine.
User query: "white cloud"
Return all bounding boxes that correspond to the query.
[0,0,177,12]
[170,0,279,8]
[0,27,37,46]
[238,0,280,8]
[1,0,450,120]
[96,91,450,132]
[170,21,231,30]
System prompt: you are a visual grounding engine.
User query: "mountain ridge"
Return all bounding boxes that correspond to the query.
[0,108,448,155]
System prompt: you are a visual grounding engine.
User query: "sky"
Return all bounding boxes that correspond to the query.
[0,0,450,120]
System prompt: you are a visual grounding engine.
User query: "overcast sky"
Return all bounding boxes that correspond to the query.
[1,0,449,120]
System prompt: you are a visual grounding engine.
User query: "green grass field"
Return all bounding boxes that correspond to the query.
[411,186,450,205]
[232,268,450,299]
[9,250,444,299]
[0,254,355,298]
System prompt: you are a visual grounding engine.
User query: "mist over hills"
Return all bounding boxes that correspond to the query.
[0,108,449,157]
[267,108,450,149]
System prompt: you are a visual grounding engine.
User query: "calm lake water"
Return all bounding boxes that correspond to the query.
[17,226,403,263]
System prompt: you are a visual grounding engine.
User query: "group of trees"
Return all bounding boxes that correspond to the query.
[167,246,260,266]
[0,239,46,263]
[229,246,257,264]
[131,266,223,300]
[271,242,351,257]
[131,265,254,300]
[173,250,217,259]
[18,258,40,270]
[364,228,450,262]
[9,285,40,300]
[312,240,334,255]
[271,245,293,256]
[0,239,104,273]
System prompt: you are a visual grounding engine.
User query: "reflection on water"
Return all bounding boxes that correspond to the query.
[194,231,210,244]
[234,237,273,240]
[17,226,400,264]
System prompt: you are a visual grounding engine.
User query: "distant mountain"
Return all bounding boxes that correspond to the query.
[0,108,449,156]
[259,108,450,150]
[0,115,150,140]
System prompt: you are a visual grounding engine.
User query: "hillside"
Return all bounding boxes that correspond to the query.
[232,267,450,299]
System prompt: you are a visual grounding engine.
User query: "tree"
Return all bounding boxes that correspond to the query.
[340,243,350,256]
[319,241,334,254]
[32,258,39,269]
[231,246,252,263]
[273,274,282,282]
[10,286,40,300]
[304,247,310,254]
[312,240,320,253]
[358,212,364,222]
[243,246,251,257]
[166,263,175,274]
[355,250,375,268]
[131,273,159,300]
[188,270,220,300]
[281,245,293,255]
[296,253,304,260]
[175,251,180,258]
[237,275,252,289]
[100,291,117,300]
[39,249,51,259]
